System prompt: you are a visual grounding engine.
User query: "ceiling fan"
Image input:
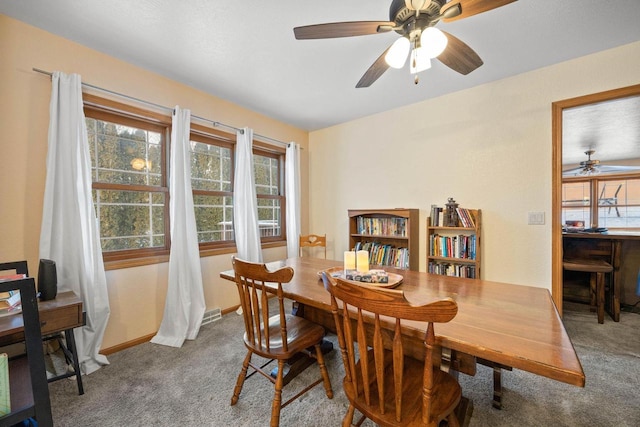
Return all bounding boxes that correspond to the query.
[293,0,517,88]
[563,149,640,176]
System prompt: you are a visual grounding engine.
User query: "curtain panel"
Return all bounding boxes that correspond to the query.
[39,71,110,375]
[285,142,301,258]
[151,106,206,347]
[233,127,263,263]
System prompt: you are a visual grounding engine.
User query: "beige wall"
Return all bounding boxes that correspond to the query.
[0,15,307,349]
[309,41,640,291]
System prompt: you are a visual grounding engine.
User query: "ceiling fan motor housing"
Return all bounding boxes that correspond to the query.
[391,0,445,26]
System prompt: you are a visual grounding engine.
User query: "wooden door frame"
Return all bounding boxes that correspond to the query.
[551,84,640,315]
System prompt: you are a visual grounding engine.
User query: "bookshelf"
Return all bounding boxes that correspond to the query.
[348,208,419,271]
[427,209,481,279]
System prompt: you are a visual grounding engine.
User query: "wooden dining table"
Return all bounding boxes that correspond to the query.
[220,257,585,413]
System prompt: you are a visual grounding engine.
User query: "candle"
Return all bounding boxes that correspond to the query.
[356,250,369,273]
[344,251,356,272]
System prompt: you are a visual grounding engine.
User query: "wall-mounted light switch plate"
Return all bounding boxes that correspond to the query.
[528,212,545,225]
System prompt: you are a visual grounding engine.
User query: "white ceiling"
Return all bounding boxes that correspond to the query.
[2,0,640,141]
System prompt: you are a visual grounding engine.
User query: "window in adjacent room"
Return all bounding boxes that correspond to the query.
[562,176,640,229]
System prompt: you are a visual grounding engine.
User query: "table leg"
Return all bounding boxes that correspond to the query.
[478,358,512,409]
[64,329,84,395]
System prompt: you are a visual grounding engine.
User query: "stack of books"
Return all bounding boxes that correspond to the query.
[0,273,25,316]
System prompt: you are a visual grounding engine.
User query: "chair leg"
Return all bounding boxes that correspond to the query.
[231,350,252,405]
[596,272,605,324]
[447,412,461,427]
[342,405,356,427]
[314,343,334,399]
[589,273,597,312]
[271,359,286,427]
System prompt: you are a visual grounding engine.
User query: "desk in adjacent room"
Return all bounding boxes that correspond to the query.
[221,257,585,412]
[0,291,85,395]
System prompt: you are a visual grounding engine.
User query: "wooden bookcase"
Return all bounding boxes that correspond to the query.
[0,277,52,426]
[348,208,419,271]
[427,209,482,279]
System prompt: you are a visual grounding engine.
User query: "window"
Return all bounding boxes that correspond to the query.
[562,176,640,229]
[189,132,234,247]
[84,100,170,261]
[84,96,287,265]
[253,151,284,240]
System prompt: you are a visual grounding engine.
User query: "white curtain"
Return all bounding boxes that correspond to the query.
[285,142,301,258]
[151,107,206,347]
[233,127,263,262]
[39,71,110,375]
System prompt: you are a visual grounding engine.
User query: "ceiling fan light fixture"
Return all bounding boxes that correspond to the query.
[409,47,431,74]
[420,27,448,58]
[385,37,410,69]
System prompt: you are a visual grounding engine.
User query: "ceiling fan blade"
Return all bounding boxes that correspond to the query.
[441,0,517,23]
[356,46,393,88]
[294,21,395,39]
[437,31,483,75]
[562,165,640,176]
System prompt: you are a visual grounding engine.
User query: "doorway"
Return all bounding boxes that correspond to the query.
[551,83,640,315]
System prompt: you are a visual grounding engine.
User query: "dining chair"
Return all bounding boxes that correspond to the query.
[230,257,333,427]
[321,272,461,427]
[299,234,327,258]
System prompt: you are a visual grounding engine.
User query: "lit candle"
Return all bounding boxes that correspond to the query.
[356,250,369,273]
[344,251,356,272]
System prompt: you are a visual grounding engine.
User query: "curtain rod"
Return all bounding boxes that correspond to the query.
[33,67,291,148]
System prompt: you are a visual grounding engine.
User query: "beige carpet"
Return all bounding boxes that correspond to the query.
[47,302,640,426]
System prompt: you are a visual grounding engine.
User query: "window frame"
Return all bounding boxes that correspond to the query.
[562,172,640,229]
[83,95,288,268]
[252,147,287,243]
[84,95,172,264]
[189,125,236,252]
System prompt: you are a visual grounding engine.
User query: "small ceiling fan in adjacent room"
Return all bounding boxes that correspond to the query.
[293,0,517,87]
[562,149,640,176]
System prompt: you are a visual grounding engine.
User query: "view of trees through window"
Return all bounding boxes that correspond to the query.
[86,110,168,255]
[190,135,234,244]
[254,153,282,238]
[85,100,285,260]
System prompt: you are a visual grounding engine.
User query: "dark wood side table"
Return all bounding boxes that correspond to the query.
[0,291,85,395]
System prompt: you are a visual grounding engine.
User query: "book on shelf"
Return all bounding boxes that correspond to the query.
[430,205,444,226]
[455,208,475,228]
[354,241,410,269]
[429,234,476,260]
[356,216,408,236]
[428,262,477,279]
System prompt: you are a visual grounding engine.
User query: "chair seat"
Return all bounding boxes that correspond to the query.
[244,314,326,359]
[346,350,461,427]
[563,258,613,273]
